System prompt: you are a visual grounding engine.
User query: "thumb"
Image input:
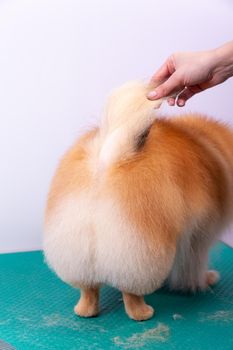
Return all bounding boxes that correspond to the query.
[147,72,184,100]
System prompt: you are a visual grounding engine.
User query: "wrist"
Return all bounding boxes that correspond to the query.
[212,41,233,79]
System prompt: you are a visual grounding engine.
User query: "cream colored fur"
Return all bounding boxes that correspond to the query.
[99,81,163,167]
[44,192,174,295]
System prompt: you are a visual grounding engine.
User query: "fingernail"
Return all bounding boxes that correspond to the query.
[147,90,157,99]
[168,100,175,106]
[178,100,185,107]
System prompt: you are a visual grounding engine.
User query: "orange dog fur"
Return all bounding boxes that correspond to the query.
[44,81,233,321]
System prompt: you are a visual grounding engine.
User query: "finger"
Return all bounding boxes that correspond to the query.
[150,59,172,84]
[167,97,176,106]
[148,72,184,100]
[176,87,197,107]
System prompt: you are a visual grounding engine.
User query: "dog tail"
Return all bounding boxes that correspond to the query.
[99,81,163,167]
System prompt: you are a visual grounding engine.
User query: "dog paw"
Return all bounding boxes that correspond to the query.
[74,299,99,318]
[127,304,154,321]
[206,270,220,286]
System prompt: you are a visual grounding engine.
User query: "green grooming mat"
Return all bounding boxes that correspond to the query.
[0,242,233,350]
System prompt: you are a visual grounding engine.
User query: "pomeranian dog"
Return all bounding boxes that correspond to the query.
[44,81,233,321]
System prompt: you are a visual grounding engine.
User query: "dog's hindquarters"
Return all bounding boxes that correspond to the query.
[167,116,233,292]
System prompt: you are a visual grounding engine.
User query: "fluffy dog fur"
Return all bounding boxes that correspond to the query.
[44,81,233,321]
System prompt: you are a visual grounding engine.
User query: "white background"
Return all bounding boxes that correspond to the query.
[0,0,233,253]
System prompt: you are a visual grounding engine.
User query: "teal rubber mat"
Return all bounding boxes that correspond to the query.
[0,243,233,349]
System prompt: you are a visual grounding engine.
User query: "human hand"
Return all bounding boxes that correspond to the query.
[147,42,233,107]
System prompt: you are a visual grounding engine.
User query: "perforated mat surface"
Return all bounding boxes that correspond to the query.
[0,243,233,349]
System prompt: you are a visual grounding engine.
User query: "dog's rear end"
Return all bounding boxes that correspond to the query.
[44,81,233,320]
